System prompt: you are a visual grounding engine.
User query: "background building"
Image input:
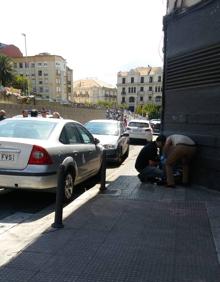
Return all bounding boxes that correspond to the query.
[73,79,117,105]
[117,67,163,112]
[0,43,23,58]
[13,53,73,102]
[163,0,220,189]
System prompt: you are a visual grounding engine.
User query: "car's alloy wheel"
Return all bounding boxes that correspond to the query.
[64,172,74,201]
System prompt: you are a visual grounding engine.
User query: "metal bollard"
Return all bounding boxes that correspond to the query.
[100,149,107,191]
[51,164,65,228]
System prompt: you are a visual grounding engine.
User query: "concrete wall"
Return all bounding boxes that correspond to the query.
[0,101,105,124]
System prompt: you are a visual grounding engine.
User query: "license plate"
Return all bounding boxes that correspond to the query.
[0,153,16,161]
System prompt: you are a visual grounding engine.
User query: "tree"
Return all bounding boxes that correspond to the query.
[136,103,161,119]
[0,55,14,86]
[12,75,28,93]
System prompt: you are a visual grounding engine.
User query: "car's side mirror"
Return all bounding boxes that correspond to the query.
[122,132,129,137]
[94,138,100,145]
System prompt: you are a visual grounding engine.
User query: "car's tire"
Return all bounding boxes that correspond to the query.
[124,145,129,159]
[117,147,123,165]
[63,169,75,202]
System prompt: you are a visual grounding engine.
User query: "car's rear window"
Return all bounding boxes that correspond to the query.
[0,119,57,140]
[85,122,119,136]
[128,122,150,128]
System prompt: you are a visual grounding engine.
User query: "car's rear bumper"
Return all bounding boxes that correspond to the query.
[0,172,57,190]
[129,133,152,141]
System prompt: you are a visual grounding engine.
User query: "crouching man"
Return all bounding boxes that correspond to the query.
[135,135,166,183]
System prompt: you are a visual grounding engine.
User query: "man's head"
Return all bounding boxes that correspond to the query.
[0,110,6,116]
[156,134,166,149]
[22,110,29,117]
[30,109,38,117]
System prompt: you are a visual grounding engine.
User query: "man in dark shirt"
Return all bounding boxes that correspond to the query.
[135,135,166,182]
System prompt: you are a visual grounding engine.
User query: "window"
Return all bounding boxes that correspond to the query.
[44,73,48,76]
[129,97,135,103]
[19,63,23,68]
[25,62,29,68]
[149,96,152,101]
[158,76,161,82]
[38,70,42,76]
[149,76,153,83]
[76,125,94,144]
[134,87,136,93]
[140,87,144,92]
[141,77,144,83]
[122,77,126,84]
[155,86,158,92]
[149,86,152,91]
[155,96,161,103]
[38,63,42,66]
[131,77,134,83]
[122,97,125,103]
[39,81,43,85]
[43,62,48,67]
[14,63,17,68]
[31,63,35,68]
[122,87,126,94]
[60,123,82,144]
[39,87,43,93]
[140,96,143,102]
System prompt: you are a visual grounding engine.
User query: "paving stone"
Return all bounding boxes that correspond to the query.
[0,267,36,282]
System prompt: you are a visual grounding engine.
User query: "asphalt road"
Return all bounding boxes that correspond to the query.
[0,144,142,222]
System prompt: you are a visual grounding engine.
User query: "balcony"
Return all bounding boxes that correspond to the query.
[121,91,126,95]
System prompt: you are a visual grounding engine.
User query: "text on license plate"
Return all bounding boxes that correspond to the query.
[0,153,16,161]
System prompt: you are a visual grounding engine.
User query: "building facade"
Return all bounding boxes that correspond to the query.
[13,53,73,102]
[117,67,163,112]
[163,0,220,189]
[0,43,23,58]
[73,79,117,105]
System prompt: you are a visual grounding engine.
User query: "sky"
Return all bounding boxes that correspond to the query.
[1,0,166,85]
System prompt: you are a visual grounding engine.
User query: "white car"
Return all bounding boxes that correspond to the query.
[126,119,153,142]
[85,119,129,164]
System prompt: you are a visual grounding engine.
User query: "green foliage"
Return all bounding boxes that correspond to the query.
[12,75,28,93]
[97,100,117,108]
[136,103,161,119]
[0,55,15,86]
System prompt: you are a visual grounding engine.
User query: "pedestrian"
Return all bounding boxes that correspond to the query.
[52,112,61,118]
[135,135,166,183]
[22,109,29,118]
[163,134,197,188]
[41,109,47,118]
[0,110,6,121]
[30,109,38,117]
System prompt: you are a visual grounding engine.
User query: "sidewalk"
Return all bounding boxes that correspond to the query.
[1,155,220,281]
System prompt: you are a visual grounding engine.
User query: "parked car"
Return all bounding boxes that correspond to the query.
[126,119,153,142]
[0,117,103,201]
[150,119,161,135]
[84,119,129,164]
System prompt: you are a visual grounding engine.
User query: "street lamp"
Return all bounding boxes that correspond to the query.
[21,33,29,96]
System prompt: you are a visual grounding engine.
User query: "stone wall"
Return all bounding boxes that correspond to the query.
[0,101,106,124]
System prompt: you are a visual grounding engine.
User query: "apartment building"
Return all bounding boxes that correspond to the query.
[73,79,117,104]
[13,53,73,102]
[117,67,163,112]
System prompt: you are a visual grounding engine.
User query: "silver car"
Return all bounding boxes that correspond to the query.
[85,119,129,164]
[0,118,103,201]
[127,119,153,142]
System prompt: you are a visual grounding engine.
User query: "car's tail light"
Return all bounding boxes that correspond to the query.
[28,145,53,165]
[126,127,131,130]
